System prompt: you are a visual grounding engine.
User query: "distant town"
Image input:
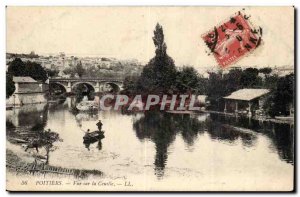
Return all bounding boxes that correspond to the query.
[6,51,144,79]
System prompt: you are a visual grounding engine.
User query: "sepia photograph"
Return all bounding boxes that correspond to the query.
[5,6,294,192]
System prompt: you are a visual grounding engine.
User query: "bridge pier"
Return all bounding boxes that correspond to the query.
[67,82,72,93]
[100,84,105,92]
[95,82,100,93]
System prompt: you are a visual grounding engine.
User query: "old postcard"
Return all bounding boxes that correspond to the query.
[6,6,294,191]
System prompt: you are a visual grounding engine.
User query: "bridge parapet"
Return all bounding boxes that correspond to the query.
[49,77,123,93]
[49,77,124,83]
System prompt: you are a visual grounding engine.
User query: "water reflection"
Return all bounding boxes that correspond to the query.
[132,112,218,178]
[208,114,294,164]
[6,103,48,129]
[132,111,294,178]
[75,112,99,128]
[133,111,175,178]
[6,103,62,165]
[272,124,294,164]
[206,121,258,147]
[84,139,103,151]
[6,101,294,180]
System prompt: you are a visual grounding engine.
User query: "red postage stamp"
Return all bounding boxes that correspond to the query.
[202,11,262,68]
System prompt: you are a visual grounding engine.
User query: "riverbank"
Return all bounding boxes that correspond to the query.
[203,110,294,124]
[6,149,103,179]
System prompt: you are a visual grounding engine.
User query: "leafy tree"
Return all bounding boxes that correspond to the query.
[6,73,15,98]
[259,67,272,75]
[240,68,262,88]
[264,74,279,89]
[137,23,177,94]
[266,74,294,117]
[45,68,59,78]
[122,76,139,95]
[206,71,227,110]
[206,68,242,110]
[28,129,62,164]
[176,66,207,94]
[74,61,85,78]
[7,58,26,76]
[7,58,48,82]
[63,61,85,78]
[85,66,97,78]
[223,68,242,94]
[24,61,48,82]
[63,67,76,77]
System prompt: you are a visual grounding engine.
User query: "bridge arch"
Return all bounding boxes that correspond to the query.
[104,82,121,93]
[71,81,95,91]
[49,82,67,95]
[72,82,96,93]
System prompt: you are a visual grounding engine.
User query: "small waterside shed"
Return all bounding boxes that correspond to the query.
[6,76,48,106]
[223,88,270,116]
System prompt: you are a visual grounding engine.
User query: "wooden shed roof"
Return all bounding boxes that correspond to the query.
[224,88,270,101]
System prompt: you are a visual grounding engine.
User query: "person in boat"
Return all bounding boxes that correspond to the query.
[96,120,103,131]
[84,129,91,139]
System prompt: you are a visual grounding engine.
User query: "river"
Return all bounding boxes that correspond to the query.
[6,99,294,191]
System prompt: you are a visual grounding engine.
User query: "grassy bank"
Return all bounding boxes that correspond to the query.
[6,149,103,179]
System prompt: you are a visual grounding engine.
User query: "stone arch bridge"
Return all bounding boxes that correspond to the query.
[49,78,124,93]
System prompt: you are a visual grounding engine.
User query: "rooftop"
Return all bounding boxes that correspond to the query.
[224,88,270,101]
[13,76,37,83]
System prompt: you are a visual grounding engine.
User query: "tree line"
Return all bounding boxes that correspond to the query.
[6,58,50,98]
[206,68,294,116]
[121,23,294,117]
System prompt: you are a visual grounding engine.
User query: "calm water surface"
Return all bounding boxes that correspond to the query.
[6,99,294,189]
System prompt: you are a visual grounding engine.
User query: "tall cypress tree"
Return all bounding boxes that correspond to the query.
[138,23,177,94]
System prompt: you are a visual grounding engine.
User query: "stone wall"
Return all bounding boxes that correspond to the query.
[6,92,47,106]
[17,83,48,93]
[7,83,49,106]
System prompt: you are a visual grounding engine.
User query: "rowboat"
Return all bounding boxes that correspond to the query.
[83,131,105,142]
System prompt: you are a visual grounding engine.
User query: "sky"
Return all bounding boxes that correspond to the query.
[6,6,294,70]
